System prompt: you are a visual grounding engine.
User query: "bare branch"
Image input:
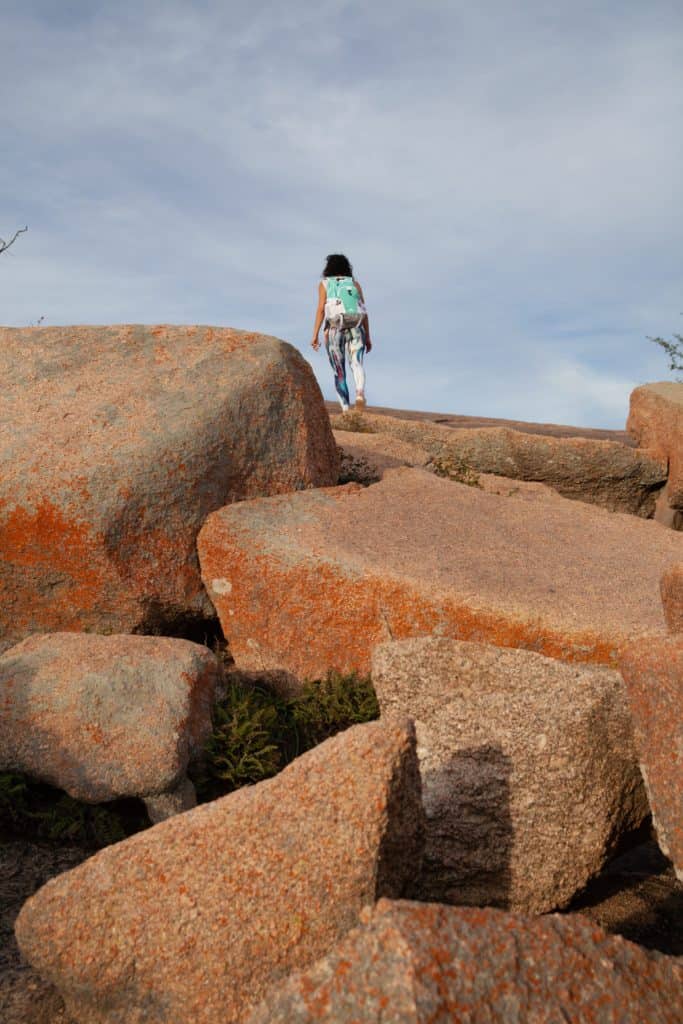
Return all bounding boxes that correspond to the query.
[0,225,28,255]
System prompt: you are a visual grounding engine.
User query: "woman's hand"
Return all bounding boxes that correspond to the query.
[365,337,372,353]
[311,336,320,351]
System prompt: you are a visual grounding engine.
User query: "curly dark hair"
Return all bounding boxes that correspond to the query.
[322,253,353,278]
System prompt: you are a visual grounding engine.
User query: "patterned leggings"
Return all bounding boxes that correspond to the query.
[325,324,366,409]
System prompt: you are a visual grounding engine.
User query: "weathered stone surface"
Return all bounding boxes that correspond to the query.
[0,633,218,807]
[628,382,683,511]
[198,467,683,680]
[661,564,683,633]
[372,637,647,912]
[15,719,424,1024]
[247,899,683,1024]
[619,636,683,881]
[334,411,667,515]
[0,324,338,652]
[334,429,430,481]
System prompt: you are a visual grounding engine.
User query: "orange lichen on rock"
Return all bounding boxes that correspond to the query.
[198,468,683,682]
[0,324,339,649]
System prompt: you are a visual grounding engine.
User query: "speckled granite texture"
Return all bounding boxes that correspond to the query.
[247,898,683,1023]
[15,718,424,1024]
[372,637,647,913]
[661,564,683,633]
[0,633,217,805]
[628,382,683,511]
[619,636,683,882]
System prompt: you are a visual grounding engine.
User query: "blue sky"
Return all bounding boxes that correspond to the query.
[2,0,681,427]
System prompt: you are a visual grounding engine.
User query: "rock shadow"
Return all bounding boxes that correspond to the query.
[409,743,513,909]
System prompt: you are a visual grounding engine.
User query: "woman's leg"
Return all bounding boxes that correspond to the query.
[325,326,351,410]
[347,325,366,403]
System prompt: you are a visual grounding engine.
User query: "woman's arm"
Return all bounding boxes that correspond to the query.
[311,281,326,350]
[355,281,372,352]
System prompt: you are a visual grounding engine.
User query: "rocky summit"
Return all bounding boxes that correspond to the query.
[0,324,338,652]
[198,466,683,681]
[5,363,683,1024]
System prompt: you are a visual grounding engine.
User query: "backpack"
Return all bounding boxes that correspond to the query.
[324,276,366,329]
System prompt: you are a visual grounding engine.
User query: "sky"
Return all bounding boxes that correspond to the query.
[1,0,682,427]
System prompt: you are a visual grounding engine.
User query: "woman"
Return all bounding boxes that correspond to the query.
[311,253,372,412]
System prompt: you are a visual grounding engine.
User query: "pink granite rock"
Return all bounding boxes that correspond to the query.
[15,719,424,1024]
[198,467,683,681]
[0,325,338,652]
[372,637,647,913]
[628,382,683,512]
[619,636,683,881]
[247,899,683,1024]
[0,633,218,815]
[661,564,683,633]
[334,411,667,515]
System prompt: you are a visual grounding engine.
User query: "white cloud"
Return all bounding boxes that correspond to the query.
[2,0,682,427]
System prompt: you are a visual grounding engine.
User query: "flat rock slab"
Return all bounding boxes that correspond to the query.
[619,636,683,881]
[198,467,683,680]
[333,412,666,515]
[372,637,647,913]
[15,719,424,1024]
[0,633,218,805]
[628,382,683,510]
[247,898,683,1024]
[0,324,338,652]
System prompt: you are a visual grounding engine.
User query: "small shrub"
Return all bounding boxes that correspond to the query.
[291,671,380,750]
[337,448,381,486]
[191,681,288,801]
[427,453,480,487]
[191,669,380,802]
[649,332,683,382]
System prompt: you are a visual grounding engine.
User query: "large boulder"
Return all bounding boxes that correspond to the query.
[198,467,683,680]
[619,636,683,881]
[628,382,683,515]
[0,324,338,652]
[15,718,424,1024]
[334,412,667,515]
[372,636,647,912]
[0,633,218,820]
[247,898,683,1024]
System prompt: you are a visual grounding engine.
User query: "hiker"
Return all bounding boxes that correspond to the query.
[311,253,372,412]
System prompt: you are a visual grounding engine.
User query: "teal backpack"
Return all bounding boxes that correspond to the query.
[324,276,366,329]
